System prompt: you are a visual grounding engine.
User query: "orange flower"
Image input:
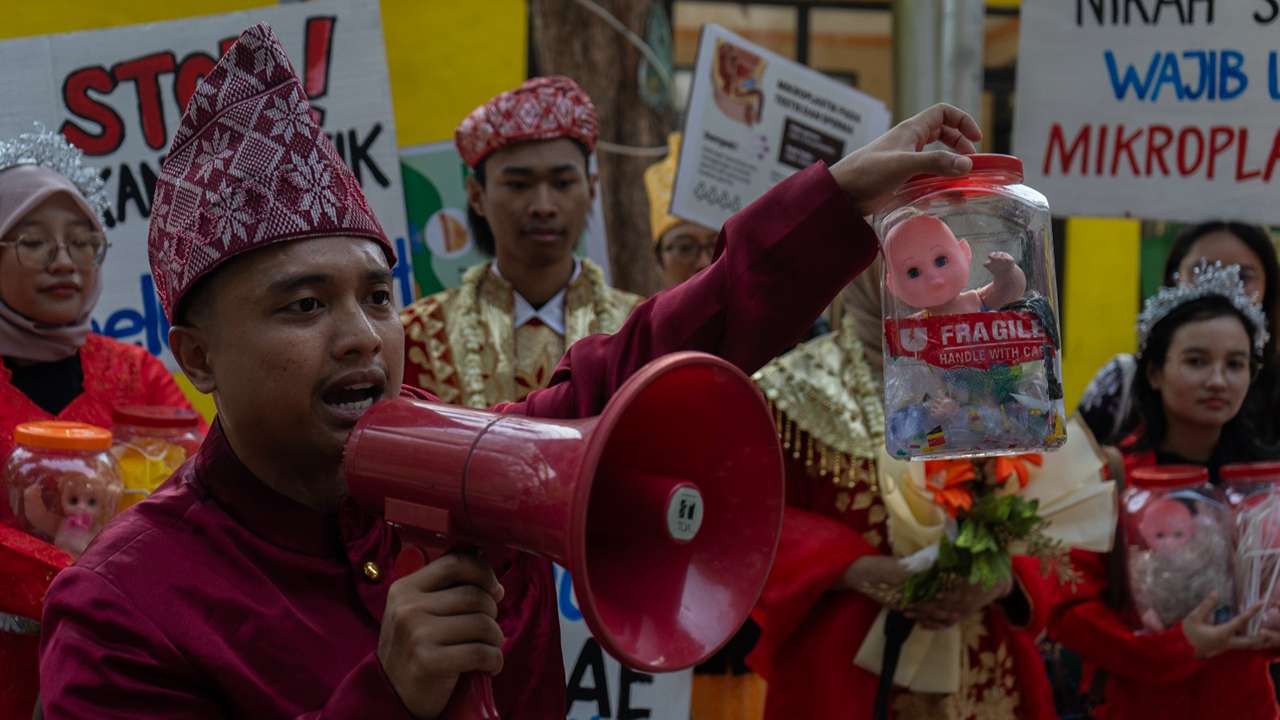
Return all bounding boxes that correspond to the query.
[992,454,1043,490]
[924,459,977,516]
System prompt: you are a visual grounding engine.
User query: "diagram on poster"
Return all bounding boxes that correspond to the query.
[671,24,889,230]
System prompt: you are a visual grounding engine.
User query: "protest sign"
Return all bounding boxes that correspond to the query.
[671,23,890,230]
[0,0,409,366]
[1015,0,1280,223]
[555,565,692,720]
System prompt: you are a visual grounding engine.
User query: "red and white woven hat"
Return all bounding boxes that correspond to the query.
[454,75,598,168]
[148,22,392,322]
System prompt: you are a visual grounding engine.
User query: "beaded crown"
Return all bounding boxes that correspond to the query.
[0,124,108,223]
[1137,261,1270,359]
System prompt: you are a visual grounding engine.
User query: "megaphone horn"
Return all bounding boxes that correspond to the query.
[343,351,784,708]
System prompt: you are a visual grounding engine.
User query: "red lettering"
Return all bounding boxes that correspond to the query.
[1237,127,1262,182]
[1095,124,1109,175]
[218,36,238,57]
[1044,123,1091,176]
[1110,124,1142,176]
[60,65,124,156]
[112,52,177,152]
[1207,126,1233,180]
[174,52,217,115]
[1146,124,1173,176]
[1263,128,1280,182]
[1177,127,1205,176]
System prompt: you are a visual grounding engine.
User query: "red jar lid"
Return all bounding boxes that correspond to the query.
[1129,464,1210,489]
[903,153,1025,187]
[112,405,201,429]
[1222,461,1280,485]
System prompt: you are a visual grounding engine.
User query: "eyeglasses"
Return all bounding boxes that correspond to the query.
[663,238,717,262]
[0,230,110,270]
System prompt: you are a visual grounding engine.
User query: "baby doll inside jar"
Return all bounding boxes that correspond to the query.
[1223,461,1280,635]
[1123,465,1235,633]
[873,154,1066,460]
[3,421,123,557]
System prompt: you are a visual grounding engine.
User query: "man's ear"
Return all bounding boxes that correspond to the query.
[465,174,486,217]
[587,171,599,202]
[169,325,216,394]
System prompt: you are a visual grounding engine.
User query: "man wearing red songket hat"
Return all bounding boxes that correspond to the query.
[401,76,639,409]
[38,22,984,719]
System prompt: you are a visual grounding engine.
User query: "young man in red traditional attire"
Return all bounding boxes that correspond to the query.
[400,76,639,409]
[38,22,983,719]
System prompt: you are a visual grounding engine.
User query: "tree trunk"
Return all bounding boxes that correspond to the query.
[530,0,671,297]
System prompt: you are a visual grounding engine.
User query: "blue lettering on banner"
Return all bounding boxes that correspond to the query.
[1105,49,1248,101]
[92,236,413,356]
[93,274,169,355]
[1270,51,1280,100]
[558,566,584,621]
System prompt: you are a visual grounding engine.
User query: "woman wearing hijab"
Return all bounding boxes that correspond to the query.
[0,125,197,720]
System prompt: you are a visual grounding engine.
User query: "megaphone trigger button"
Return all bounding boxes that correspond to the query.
[361,560,383,583]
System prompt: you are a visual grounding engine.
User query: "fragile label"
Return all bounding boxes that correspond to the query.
[884,311,1050,370]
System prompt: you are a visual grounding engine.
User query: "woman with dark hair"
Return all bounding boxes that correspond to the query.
[1078,221,1280,448]
[1051,263,1280,719]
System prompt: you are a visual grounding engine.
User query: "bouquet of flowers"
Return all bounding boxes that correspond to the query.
[854,414,1115,693]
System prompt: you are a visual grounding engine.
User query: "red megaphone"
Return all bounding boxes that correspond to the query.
[343,351,784,719]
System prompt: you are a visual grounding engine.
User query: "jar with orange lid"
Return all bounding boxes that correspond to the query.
[3,421,122,557]
[1122,465,1234,632]
[1224,462,1280,636]
[110,406,204,511]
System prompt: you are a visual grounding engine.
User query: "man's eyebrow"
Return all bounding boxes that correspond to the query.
[265,273,333,295]
[497,164,581,176]
[366,268,394,285]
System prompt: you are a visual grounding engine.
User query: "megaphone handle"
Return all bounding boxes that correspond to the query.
[393,545,502,720]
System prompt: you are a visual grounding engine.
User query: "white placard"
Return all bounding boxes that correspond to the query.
[1014,0,1280,223]
[555,565,692,720]
[672,23,890,230]
[0,0,410,367]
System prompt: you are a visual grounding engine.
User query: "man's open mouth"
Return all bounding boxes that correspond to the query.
[321,369,388,421]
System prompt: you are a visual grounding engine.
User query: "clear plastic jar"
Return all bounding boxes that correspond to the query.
[873,154,1066,459]
[1223,461,1280,512]
[1225,462,1280,635]
[3,421,123,557]
[111,406,203,511]
[1122,465,1234,632]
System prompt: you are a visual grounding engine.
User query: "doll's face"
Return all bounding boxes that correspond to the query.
[883,215,973,310]
[60,476,112,523]
[1138,498,1195,553]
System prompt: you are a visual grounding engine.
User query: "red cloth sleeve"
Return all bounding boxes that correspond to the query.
[747,507,879,679]
[1049,549,1207,685]
[39,567,414,720]
[499,163,878,420]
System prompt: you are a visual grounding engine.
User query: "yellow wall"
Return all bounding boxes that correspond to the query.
[2,1,527,422]
[1063,219,1142,409]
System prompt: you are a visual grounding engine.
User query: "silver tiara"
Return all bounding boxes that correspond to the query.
[1137,260,1270,359]
[0,123,108,224]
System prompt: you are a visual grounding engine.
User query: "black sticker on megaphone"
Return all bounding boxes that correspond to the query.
[666,486,704,542]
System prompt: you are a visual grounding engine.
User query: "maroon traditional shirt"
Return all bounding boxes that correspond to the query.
[39,163,878,718]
